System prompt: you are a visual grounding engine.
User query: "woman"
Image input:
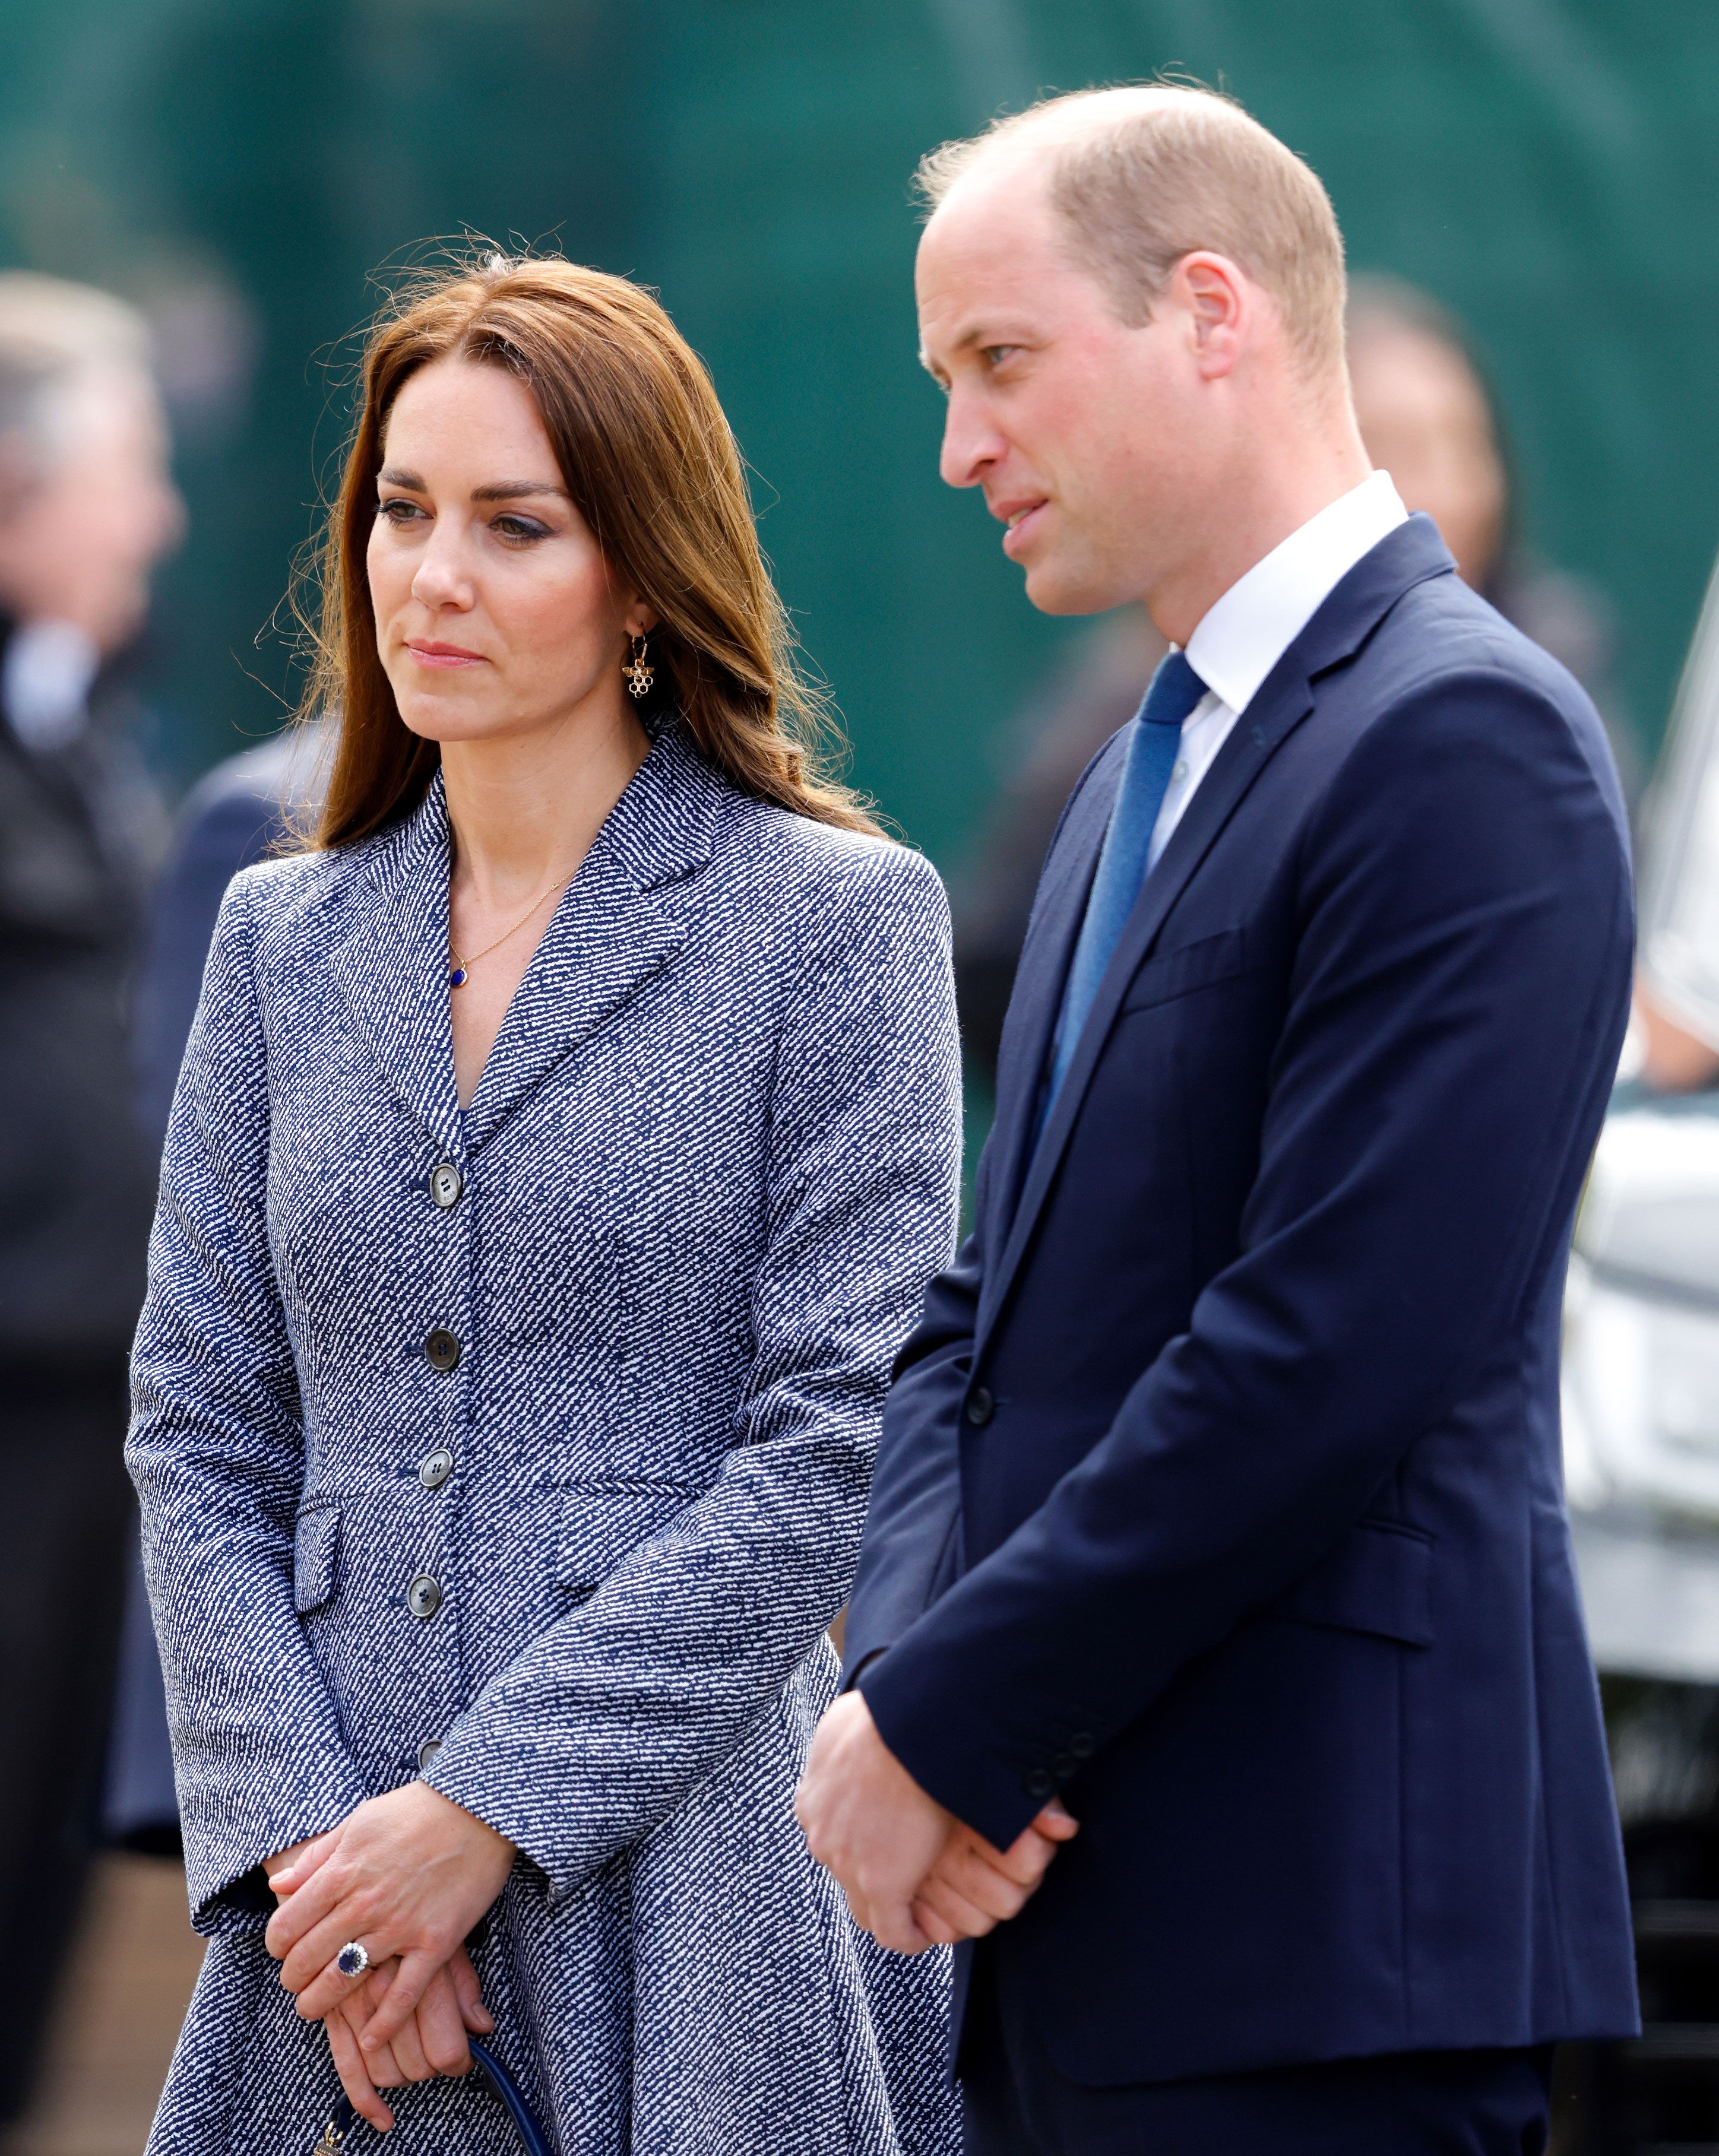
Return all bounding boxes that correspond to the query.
[129,253,963,2151]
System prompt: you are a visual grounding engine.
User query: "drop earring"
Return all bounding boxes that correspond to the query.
[624,632,654,700]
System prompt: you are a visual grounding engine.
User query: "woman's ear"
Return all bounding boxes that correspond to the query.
[623,601,660,639]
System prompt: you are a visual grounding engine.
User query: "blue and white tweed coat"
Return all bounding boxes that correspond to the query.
[128,723,963,2154]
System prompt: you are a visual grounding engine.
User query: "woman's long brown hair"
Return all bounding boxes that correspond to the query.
[302,252,880,848]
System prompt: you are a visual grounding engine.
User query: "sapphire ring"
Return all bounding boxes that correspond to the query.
[334,1941,370,1980]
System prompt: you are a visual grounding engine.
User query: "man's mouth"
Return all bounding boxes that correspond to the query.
[999,500,1049,557]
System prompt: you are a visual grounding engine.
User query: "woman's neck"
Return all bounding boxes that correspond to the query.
[441,693,651,906]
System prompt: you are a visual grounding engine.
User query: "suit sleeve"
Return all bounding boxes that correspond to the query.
[128,873,371,1932]
[860,670,1634,1849]
[424,845,964,1897]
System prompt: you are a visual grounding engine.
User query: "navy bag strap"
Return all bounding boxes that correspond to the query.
[313,2037,551,2154]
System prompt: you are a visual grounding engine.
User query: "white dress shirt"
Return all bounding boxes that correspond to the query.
[1147,471,1408,867]
[3,618,100,754]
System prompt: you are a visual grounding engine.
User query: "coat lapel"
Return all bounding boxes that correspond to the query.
[461,724,718,1154]
[324,722,720,1162]
[325,779,463,1159]
[979,515,1457,1348]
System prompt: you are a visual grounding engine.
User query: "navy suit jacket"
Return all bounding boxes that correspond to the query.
[847,517,1641,2087]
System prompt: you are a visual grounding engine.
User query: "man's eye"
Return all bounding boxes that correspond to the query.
[982,345,1020,369]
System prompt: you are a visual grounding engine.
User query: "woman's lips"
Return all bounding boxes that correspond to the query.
[406,642,485,669]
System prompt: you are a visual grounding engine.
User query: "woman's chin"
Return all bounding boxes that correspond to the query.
[395,697,518,747]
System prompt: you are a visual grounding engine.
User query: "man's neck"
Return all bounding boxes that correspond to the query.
[1148,432,1373,649]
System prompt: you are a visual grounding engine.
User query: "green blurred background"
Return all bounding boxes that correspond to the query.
[2,0,1714,865]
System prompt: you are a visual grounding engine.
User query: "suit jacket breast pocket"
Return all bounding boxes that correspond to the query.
[1121,927,1248,1014]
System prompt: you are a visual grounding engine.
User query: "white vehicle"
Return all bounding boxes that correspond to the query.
[1570,559,1719,1677]
[1559,554,1719,2148]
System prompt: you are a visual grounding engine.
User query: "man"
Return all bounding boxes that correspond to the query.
[0,273,182,2117]
[796,85,1639,2154]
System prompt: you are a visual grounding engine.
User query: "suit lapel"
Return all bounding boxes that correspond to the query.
[461,725,717,1155]
[978,514,1457,1348]
[983,734,1125,1251]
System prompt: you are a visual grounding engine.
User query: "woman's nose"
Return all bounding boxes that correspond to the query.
[410,528,474,609]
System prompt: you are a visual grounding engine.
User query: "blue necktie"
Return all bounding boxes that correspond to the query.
[1037,650,1209,1129]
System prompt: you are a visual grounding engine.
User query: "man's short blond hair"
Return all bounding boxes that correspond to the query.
[0,274,152,475]
[916,85,1347,380]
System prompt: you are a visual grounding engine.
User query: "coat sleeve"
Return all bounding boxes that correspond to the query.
[128,870,371,1933]
[840,1172,986,1682]
[425,842,963,1896]
[859,670,1635,1850]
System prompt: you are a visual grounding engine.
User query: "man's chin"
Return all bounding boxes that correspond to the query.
[1021,555,1122,618]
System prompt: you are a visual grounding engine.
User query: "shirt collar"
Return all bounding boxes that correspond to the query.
[1182,470,1408,718]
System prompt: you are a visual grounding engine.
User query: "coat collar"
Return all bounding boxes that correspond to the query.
[325,718,722,1160]
[978,514,1457,1346]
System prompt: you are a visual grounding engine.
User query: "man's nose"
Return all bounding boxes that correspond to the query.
[939,390,1006,492]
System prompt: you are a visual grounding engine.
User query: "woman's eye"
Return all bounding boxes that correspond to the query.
[492,514,549,543]
[376,497,423,525]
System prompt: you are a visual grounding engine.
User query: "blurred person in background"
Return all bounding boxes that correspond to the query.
[0,272,182,2118]
[953,270,1629,1088]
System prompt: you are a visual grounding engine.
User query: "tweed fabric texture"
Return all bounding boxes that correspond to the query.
[128,724,963,2154]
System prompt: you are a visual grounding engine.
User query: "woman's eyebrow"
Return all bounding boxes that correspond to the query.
[377,465,426,490]
[470,480,569,503]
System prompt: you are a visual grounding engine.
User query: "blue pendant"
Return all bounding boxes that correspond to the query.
[448,966,468,988]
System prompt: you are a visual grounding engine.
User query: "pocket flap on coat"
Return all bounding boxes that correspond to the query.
[555,1482,699,1595]
[294,1502,341,1616]
[1121,927,1248,1013]
[1271,1519,1433,1646]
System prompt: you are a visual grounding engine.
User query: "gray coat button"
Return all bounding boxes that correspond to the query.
[430,1162,463,1209]
[407,1573,442,1620]
[419,1449,454,1491]
[425,1329,461,1372]
[417,1736,444,1773]
[965,1386,995,1428]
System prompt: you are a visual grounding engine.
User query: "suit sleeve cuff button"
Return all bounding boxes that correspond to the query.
[1024,1769,1055,1800]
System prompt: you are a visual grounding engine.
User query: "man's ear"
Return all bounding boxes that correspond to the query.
[1175,252,1249,382]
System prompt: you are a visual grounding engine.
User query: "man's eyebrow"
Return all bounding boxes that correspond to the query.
[920,321,1030,373]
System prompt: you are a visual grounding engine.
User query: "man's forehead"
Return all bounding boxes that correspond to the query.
[916,194,1079,360]
[919,170,1062,286]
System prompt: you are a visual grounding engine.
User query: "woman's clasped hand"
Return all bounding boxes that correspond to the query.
[263,1781,517,2130]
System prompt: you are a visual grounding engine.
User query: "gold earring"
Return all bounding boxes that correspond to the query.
[624,632,654,700]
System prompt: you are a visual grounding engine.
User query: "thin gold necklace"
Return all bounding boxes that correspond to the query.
[448,868,577,988]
